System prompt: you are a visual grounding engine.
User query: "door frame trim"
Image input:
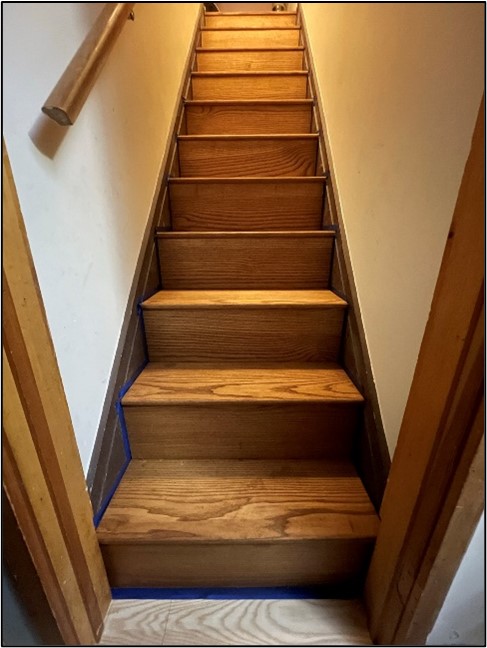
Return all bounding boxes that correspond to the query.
[2,140,111,644]
[364,96,485,644]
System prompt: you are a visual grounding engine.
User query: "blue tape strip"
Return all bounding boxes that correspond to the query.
[93,295,152,528]
[111,586,341,600]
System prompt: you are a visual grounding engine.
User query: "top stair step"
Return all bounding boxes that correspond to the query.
[204,12,298,28]
[200,27,301,49]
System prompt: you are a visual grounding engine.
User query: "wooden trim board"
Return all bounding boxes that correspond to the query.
[364,96,485,645]
[2,140,111,644]
[298,7,391,510]
[86,6,204,514]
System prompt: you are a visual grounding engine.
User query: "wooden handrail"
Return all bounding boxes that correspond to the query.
[42,3,135,126]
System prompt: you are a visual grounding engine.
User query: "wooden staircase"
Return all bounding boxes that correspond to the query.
[97,9,379,590]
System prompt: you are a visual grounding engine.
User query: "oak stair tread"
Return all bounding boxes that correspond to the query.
[192,71,308,77]
[205,12,298,16]
[169,176,325,184]
[142,290,347,310]
[200,26,301,32]
[122,363,364,406]
[96,459,379,544]
[196,46,305,52]
[184,99,314,105]
[178,134,319,140]
[156,230,333,239]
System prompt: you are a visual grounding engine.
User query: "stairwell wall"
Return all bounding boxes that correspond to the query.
[300,2,484,456]
[3,2,201,472]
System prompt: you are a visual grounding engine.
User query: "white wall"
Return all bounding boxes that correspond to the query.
[427,514,485,646]
[3,2,200,472]
[301,3,484,455]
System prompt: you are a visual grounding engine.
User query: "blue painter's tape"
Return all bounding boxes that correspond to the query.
[92,291,156,527]
[93,457,130,529]
[111,586,348,600]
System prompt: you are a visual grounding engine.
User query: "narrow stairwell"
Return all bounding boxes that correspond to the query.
[97,9,379,590]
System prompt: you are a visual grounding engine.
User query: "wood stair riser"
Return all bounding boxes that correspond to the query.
[168,179,325,231]
[204,14,298,28]
[177,136,318,177]
[124,403,360,460]
[157,233,333,290]
[191,73,308,100]
[101,539,374,588]
[142,308,345,363]
[201,28,301,49]
[183,102,314,135]
[196,49,305,72]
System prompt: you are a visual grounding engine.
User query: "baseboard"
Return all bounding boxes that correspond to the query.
[298,5,391,509]
[87,6,204,516]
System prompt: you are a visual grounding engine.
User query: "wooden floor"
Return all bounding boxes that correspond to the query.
[99,598,372,645]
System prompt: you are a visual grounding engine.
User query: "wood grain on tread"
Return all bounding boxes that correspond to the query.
[157,231,333,289]
[142,290,346,310]
[191,72,308,100]
[97,460,379,543]
[168,178,325,231]
[196,48,304,72]
[183,100,313,134]
[162,599,372,647]
[123,363,363,405]
[201,28,300,49]
[204,13,298,28]
[177,135,318,177]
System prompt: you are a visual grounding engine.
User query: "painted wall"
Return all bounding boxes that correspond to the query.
[3,2,200,472]
[301,2,484,455]
[427,514,485,646]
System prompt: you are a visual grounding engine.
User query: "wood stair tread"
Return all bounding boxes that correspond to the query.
[196,46,305,52]
[200,26,301,32]
[178,134,318,141]
[142,290,347,310]
[184,99,313,105]
[156,231,334,239]
[169,176,325,184]
[192,71,308,77]
[204,12,298,16]
[122,363,364,406]
[96,459,379,544]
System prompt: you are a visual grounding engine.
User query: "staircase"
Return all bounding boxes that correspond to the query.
[97,9,379,590]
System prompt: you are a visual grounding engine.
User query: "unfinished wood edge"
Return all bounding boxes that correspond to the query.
[86,6,204,502]
[398,427,484,645]
[298,6,391,502]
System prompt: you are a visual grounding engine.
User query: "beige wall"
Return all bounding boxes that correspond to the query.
[301,2,484,455]
[3,3,200,471]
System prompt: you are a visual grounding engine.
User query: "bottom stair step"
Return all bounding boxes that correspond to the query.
[97,460,379,588]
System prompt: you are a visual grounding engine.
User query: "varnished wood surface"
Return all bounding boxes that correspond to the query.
[42,4,134,125]
[201,28,300,49]
[124,402,360,460]
[142,289,346,309]
[143,308,345,363]
[97,459,378,543]
[196,48,304,72]
[102,539,375,588]
[123,363,362,460]
[169,177,324,230]
[204,12,298,28]
[158,230,333,289]
[123,363,363,405]
[177,135,318,177]
[100,598,371,646]
[183,100,313,134]
[191,72,308,100]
